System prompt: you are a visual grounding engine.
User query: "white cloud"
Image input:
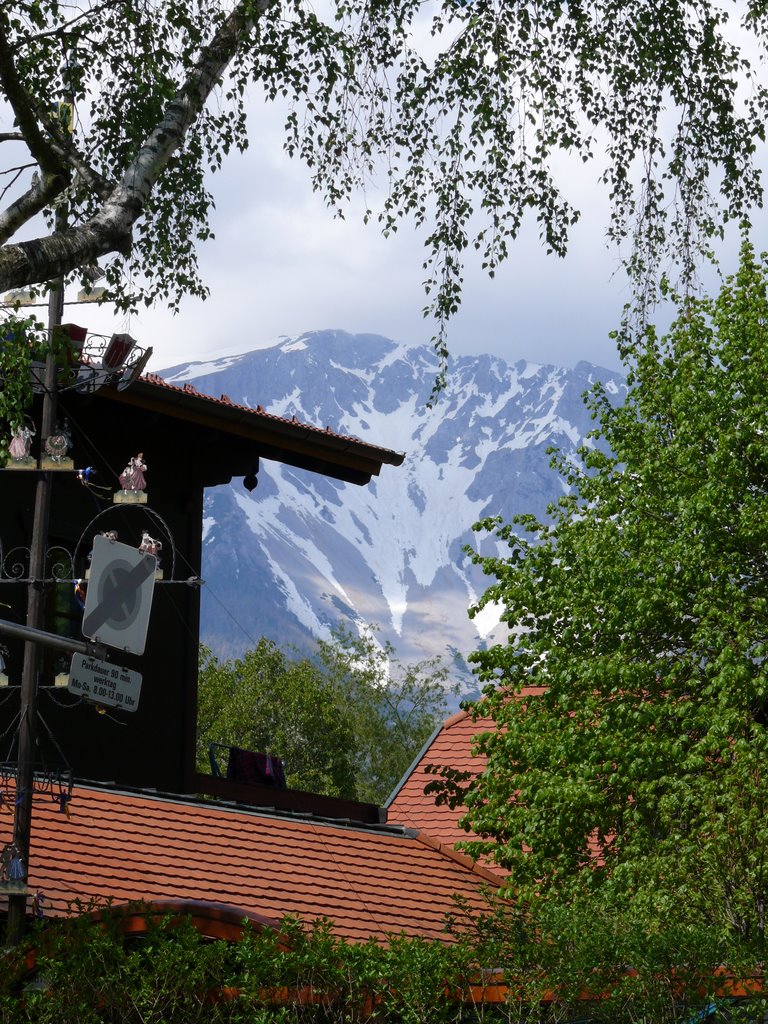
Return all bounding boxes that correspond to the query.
[10,31,766,377]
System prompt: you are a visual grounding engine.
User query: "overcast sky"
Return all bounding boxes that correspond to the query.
[66,93,637,376]
[44,86,762,379]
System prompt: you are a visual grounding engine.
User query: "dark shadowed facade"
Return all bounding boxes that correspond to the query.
[0,371,403,799]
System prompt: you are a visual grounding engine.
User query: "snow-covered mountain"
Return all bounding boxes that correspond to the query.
[161,331,626,685]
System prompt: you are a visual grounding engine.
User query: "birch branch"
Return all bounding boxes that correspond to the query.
[0,0,276,290]
[0,173,67,244]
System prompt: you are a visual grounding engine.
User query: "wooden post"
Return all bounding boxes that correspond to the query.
[6,207,65,945]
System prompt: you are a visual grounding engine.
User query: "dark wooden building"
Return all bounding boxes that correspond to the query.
[0,365,403,805]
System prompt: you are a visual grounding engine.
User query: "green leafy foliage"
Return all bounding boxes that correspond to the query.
[3,3,768,371]
[0,909,483,1024]
[196,628,455,804]
[449,895,763,1024]
[0,905,757,1023]
[457,239,768,949]
[0,312,64,460]
[0,909,236,1024]
[197,639,359,799]
[316,626,458,804]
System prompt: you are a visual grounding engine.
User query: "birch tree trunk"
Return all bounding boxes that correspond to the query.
[0,0,274,291]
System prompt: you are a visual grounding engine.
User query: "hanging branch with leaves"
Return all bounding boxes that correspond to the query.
[0,2,767,384]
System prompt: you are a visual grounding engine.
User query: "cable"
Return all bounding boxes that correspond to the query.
[91,705,129,727]
[200,584,259,650]
[0,688,19,712]
[43,687,84,710]
[56,399,123,489]
[151,529,260,651]
[308,818,392,943]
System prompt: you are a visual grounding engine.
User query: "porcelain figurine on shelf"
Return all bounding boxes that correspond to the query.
[6,420,35,469]
[54,654,70,689]
[138,531,162,558]
[41,419,73,470]
[138,530,164,577]
[114,452,147,504]
[0,841,26,891]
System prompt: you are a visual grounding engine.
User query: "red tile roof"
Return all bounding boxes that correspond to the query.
[139,372,403,466]
[386,709,495,850]
[386,690,545,855]
[15,783,501,943]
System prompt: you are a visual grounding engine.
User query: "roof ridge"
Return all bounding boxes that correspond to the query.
[443,708,473,729]
[137,372,405,463]
[411,830,505,886]
[384,719,445,810]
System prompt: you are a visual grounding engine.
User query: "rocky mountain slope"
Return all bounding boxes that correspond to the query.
[161,331,625,688]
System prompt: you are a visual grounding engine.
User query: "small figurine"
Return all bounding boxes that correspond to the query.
[32,889,46,919]
[138,531,162,558]
[0,644,7,687]
[114,452,148,504]
[6,420,35,468]
[0,842,25,890]
[8,847,25,882]
[42,418,73,469]
[119,453,146,491]
[139,531,163,577]
[54,654,69,688]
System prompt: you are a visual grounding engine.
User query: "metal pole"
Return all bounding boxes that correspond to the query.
[0,619,107,660]
[6,207,66,945]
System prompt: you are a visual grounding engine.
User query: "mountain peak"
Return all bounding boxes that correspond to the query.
[161,333,626,687]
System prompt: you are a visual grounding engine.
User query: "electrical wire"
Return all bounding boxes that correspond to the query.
[0,688,19,712]
[308,818,392,943]
[42,687,83,710]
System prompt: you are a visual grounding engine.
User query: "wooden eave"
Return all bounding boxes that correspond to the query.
[93,375,405,486]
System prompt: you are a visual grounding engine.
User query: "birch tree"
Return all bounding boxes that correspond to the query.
[1,2,768,363]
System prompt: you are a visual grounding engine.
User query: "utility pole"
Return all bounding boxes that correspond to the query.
[6,205,66,945]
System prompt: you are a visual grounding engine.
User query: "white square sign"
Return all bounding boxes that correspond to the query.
[68,653,142,712]
[81,535,156,654]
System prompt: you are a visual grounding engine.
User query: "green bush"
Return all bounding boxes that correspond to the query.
[0,905,758,1023]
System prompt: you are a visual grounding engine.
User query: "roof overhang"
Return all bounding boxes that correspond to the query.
[89,375,405,486]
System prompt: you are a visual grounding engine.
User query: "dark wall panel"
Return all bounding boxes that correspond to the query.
[0,388,210,794]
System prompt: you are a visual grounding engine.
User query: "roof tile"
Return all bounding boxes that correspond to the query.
[387,690,544,857]
[10,784,499,943]
[387,710,495,849]
[136,371,401,465]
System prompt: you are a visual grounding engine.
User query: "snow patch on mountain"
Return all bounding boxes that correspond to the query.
[160,330,626,682]
[471,599,505,640]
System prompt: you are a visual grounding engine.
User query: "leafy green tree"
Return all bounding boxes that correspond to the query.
[2,2,768,371]
[6,912,236,1024]
[317,626,458,804]
[197,630,454,804]
[458,239,768,947]
[197,639,359,798]
[3,903,754,1022]
[1,908,495,1024]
